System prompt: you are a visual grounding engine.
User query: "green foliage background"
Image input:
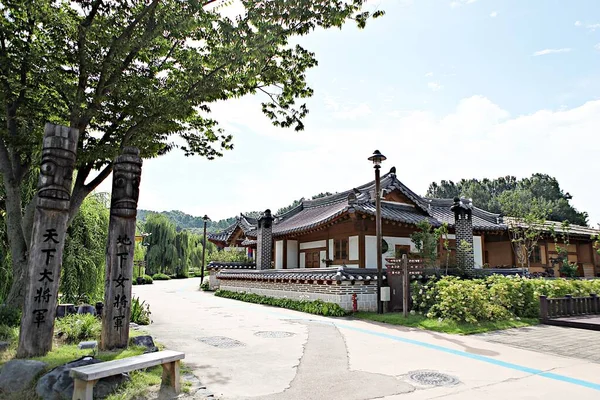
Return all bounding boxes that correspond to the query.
[427,173,588,225]
[60,193,110,303]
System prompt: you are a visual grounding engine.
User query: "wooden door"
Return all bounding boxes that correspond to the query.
[305,250,321,268]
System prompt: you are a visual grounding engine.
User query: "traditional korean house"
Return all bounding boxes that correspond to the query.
[210,168,600,278]
[208,213,257,259]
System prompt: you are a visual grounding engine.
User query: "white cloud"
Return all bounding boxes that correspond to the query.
[450,0,478,8]
[427,82,443,91]
[532,48,572,56]
[575,21,582,27]
[129,95,600,227]
[425,72,434,77]
[587,23,600,32]
[490,11,498,18]
[595,43,600,51]
[332,103,372,120]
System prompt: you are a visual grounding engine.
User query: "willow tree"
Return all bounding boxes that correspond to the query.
[60,192,110,303]
[144,214,177,275]
[0,0,383,308]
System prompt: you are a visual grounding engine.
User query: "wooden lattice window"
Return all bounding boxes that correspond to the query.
[334,239,348,261]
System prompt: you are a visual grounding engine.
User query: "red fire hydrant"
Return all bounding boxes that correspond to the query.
[352,293,358,313]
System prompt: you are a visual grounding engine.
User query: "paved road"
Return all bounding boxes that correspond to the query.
[133,278,600,400]
[475,325,600,363]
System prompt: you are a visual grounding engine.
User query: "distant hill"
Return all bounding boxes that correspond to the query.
[137,209,238,233]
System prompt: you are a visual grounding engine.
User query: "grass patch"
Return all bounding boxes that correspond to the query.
[104,367,163,400]
[0,317,168,399]
[353,312,538,334]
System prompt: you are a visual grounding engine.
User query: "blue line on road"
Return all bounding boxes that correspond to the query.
[334,323,600,392]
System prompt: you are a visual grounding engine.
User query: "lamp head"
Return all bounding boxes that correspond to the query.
[368,150,386,166]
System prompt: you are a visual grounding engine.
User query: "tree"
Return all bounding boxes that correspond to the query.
[1,0,383,307]
[409,220,440,268]
[499,190,550,270]
[60,192,110,303]
[144,214,177,275]
[426,174,587,225]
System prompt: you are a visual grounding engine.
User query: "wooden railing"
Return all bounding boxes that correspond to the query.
[540,294,600,322]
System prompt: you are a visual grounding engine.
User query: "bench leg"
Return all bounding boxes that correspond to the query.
[72,378,97,400]
[161,360,181,393]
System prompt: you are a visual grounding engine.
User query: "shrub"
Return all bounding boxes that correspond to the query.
[142,275,153,284]
[55,313,101,343]
[152,273,171,281]
[193,271,204,278]
[411,275,600,323]
[0,304,21,327]
[0,324,18,342]
[215,290,347,317]
[200,280,210,291]
[131,296,151,325]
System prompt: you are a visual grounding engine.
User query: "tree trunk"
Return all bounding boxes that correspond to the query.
[3,179,28,309]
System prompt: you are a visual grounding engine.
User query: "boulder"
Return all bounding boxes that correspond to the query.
[36,356,129,400]
[0,359,47,393]
[130,335,157,352]
[0,341,9,352]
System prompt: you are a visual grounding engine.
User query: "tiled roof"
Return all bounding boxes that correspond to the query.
[206,261,256,271]
[354,202,441,226]
[268,170,506,235]
[503,217,599,238]
[208,214,260,244]
[216,266,387,283]
[426,198,504,231]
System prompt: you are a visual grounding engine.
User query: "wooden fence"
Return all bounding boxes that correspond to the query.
[540,294,600,331]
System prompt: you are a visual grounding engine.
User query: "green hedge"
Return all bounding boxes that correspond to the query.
[152,273,171,281]
[214,290,347,317]
[412,276,600,323]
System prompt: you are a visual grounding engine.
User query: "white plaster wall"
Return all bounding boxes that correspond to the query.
[300,240,327,250]
[275,240,284,269]
[328,239,334,259]
[287,240,298,269]
[473,235,483,268]
[365,236,377,269]
[349,236,359,261]
[365,235,417,269]
[299,253,306,268]
[320,250,327,268]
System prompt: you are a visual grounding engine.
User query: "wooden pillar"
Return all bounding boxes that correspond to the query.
[359,232,366,268]
[17,123,79,358]
[101,148,142,350]
[481,232,486,266]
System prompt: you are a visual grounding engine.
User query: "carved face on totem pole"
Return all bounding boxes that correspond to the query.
[110,147,142,218]
[37,124,79,211]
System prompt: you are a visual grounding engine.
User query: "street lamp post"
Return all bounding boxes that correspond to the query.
[201,215,210,285]
[368,150,386,314]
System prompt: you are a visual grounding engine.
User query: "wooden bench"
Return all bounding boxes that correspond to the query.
[69,350,185,400]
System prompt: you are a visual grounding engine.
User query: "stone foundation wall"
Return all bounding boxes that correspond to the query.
[209,273,220,290]
[219,279,378,311]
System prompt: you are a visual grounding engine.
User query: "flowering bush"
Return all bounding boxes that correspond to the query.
[411,276,600,323]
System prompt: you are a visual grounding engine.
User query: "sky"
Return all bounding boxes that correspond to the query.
[97,0,600,226]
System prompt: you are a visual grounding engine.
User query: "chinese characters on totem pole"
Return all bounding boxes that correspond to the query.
[17,123,79,358]
[101,147,142,350]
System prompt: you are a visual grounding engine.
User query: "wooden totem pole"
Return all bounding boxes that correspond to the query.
[101,147,142,350]
[17,123,79,358]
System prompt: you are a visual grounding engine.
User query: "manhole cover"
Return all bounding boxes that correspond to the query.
[407,370,459,387]
[254,331,295,338]
[197,336,245,348]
